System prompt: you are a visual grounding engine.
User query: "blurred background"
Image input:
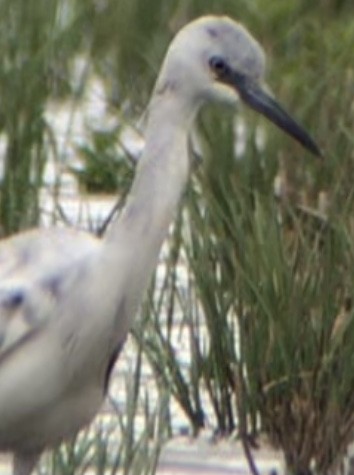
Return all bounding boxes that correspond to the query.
[0,0,354,474]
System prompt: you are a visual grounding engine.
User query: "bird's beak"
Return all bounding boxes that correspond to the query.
[229,70,322,157]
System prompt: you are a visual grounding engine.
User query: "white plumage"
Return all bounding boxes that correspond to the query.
[0,15,320,475]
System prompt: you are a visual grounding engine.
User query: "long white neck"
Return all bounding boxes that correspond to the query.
[69,78,201,380]
[105,88,198,252]
[102,86,200,291]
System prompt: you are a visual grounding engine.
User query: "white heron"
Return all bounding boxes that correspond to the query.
[0,15,321,475]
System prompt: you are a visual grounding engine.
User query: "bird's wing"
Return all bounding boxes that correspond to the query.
[0,278,55,356]
[0,227,100,358]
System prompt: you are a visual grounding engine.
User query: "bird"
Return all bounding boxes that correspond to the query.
[0,15,321,475]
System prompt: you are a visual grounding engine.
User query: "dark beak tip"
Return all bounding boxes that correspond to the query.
[230,73,323,160]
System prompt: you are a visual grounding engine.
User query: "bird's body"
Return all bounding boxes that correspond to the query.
[0,230,107,455]
[0,82,192,470]
[0,121,189,443]
[0,15,321,475]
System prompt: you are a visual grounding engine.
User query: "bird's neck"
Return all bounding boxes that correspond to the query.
[104,90,196,270]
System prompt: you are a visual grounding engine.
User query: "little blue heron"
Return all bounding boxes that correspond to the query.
[0,15,321,475]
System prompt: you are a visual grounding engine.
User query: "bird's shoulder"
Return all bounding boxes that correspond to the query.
[0,227,100,359]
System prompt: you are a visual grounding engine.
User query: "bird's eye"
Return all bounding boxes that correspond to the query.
[209,56,229,77]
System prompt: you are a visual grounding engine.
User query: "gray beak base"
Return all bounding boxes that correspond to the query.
[230,71,322,158]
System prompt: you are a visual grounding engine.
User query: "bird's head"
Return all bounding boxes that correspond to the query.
[154,15,321,156]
